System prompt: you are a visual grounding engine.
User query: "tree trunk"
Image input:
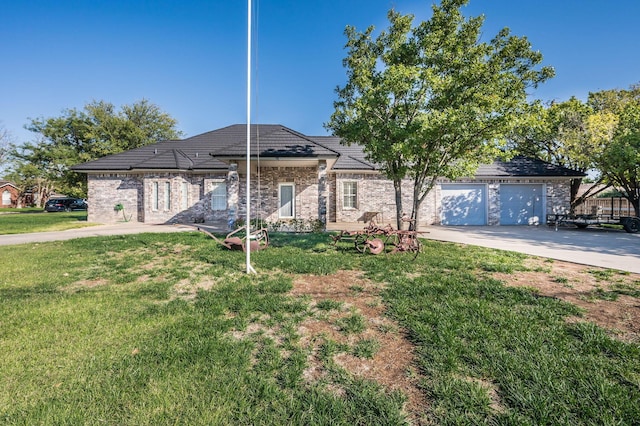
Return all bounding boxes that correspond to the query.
[569,178,582,213]
[410,202,420,231]
[393,179,403,230]
[631,196,640,218]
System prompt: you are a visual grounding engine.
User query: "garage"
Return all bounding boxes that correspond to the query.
[441,184,487,225]
[499,184,544,225]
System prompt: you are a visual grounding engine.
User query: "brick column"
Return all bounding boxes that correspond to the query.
[318,160,327,230]
[227,163,239,229]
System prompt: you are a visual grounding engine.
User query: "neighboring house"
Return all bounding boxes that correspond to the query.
[0,181,19,208]
[72,124,584,228]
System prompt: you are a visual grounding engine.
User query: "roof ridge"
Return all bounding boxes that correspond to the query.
[173,148,194,170]
[279,127,343,156]
[346,155,376,169]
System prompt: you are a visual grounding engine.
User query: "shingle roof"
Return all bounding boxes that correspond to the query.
[475,156,586,177]
[205,124,340,158]
[0,180,18,188]
[310,136,377,170]
[72,124,340,172]
[72,141,228,172]
[72,125,584,178]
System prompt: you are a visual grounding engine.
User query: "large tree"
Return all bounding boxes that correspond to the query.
[509,98,602,209]
[590,85,640,216]
[326,0,553,230]
[8,99,181,200]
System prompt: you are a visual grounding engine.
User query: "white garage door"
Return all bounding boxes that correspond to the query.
[441,184,487,225]
[500,184,544,225]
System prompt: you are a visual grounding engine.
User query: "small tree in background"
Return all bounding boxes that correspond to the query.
[8,99,181,198]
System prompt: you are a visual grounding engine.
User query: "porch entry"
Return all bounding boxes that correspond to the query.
[279,183,295,218]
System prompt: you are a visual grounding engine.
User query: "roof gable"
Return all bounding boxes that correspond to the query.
[0,181,18,189]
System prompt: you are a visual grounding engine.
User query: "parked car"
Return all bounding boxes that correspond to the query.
[44,198,88,212]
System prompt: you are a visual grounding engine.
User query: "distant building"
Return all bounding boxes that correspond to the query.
[0,181,19,208]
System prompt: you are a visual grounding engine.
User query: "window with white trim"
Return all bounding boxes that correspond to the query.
[210,182,227,211]
[181,182,189,210]
[2,190,11,206]
[152,182,159,211]
[343,181,357,209]
[279,183,295,218]
[164,182,171,210]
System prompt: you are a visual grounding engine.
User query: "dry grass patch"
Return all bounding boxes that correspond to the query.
[291,270,429,421]
[493,258,640,343]
[61,278,110,292]
[170,276,220,301]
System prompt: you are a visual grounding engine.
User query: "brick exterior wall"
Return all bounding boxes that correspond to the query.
[237,166,320,224]
[86,167,573,227]
[86,165,325,226]
[332,174,573,226]
[332,173,437,226]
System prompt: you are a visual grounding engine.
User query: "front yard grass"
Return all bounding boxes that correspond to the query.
[0,232,638,424]
[0,210,96,234]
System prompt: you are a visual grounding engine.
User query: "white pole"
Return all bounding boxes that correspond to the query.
[245,0,255,274]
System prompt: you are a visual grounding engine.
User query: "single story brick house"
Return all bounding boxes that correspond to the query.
[72,124,584,228]
[0,181,19,208]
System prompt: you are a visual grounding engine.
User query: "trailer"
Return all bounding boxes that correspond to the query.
[547,208,640,234]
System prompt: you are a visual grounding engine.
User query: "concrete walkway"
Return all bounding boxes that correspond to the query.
[1,222,639,274]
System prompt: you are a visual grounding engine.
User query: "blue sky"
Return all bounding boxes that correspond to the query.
[2,0,639,145]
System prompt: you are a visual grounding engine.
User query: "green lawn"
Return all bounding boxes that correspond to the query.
[0,232,638,425]
[0,210,97,234]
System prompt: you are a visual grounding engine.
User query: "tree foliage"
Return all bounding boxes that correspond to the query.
[7,99,181,202]
[326,0,553,229]
[509,98,598,208]
[590,85,640,215]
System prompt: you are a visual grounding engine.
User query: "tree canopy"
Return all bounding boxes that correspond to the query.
[590,84,640,215]
[510,83,640,216]
[509,98,598,208]
[7,99,181,202]
[326,0,554,230]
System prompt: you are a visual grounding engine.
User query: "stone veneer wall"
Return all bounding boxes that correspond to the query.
[236,166,320,223]
[87,172,228,224]
[333,173,437,227]
[87,173,144,223]
[87,169,573,226]
[332,173,573,226]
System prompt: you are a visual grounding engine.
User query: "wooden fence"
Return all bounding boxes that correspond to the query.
[574,197,633,217]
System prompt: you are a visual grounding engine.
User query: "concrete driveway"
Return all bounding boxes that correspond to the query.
[425,225,640,274]
[1,222,638,274]
[0,222,191,246]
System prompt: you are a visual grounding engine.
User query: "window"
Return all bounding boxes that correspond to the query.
[279,183,295,218]
[2,190,11,206]
[152,182,159,211]
[164,182,171,210]
[211,182,227,211]
[343,181,357,209]
[181,182,189,210]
